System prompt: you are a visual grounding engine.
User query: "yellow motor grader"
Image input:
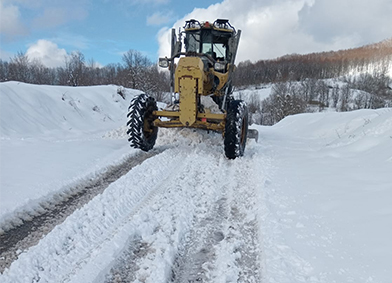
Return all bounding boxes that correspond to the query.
[127,19,258,159]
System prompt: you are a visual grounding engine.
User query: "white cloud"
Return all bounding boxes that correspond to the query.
[0,1,28,40]
[1,0,89,32]
[26,40,68,68]
[298,0,392,46]
[158,0,392,63]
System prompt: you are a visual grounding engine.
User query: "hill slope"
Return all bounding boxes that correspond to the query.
[0,82,140,225]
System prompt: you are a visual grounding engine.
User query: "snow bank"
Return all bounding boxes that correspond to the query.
[253,108,392,282]
[0,82,141,228]
[0,81,141,138]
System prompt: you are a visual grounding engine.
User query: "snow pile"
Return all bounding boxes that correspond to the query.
[0,82,140,228]
[254,108,392,282]
[0,81,140,138]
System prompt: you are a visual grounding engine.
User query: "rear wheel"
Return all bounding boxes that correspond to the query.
[127,93,158,151]
[224,100,248,159]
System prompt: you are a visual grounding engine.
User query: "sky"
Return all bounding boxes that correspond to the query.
[1,0,391,68]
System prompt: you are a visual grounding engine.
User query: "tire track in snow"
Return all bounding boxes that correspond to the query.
[103,147,228,282]
[223,152,263,283]
[170,156,229,283]
[0,146,191,282]
[170,196,228,283]
[170,148,263,283]
[104,143,264,283]
[0,148,163,273]
[63,147,195,283]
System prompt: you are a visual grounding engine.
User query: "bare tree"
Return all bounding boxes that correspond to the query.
[0,60,9,82]
[338,84,351,112]
[8,52,30,82]
[30,58,55,85]
[316,80,329,110]
[261,82,307,125]
[331,85,340,108]
[66,51,86,86]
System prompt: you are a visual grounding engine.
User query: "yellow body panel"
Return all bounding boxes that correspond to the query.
[175,57,204,127]
[174,57,205,94]
[156,56,230,131]
[214,70,229,95]
[179,77,197,126]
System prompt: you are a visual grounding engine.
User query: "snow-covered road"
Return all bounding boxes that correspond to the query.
[1,82,391,282]
[1,130,266,283]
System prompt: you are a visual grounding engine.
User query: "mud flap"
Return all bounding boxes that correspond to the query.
[247,129,259,143]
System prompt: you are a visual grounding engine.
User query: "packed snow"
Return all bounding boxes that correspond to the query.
[0,81,391,282]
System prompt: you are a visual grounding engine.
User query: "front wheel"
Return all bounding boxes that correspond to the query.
[126,93,158,151]
[224,100,248,159]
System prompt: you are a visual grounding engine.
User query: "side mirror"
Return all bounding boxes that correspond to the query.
[158,57,169,68]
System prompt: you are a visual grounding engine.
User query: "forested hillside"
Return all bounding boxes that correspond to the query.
[234,38,392,85]
[256,76,392,125]
[233,38,392,125]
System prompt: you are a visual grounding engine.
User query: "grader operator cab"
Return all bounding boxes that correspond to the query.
[126,19,258,159]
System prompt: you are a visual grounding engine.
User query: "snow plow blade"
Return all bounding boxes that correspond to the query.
[248,129,259,143]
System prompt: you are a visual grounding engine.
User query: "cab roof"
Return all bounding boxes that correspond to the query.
[184,19,236,34]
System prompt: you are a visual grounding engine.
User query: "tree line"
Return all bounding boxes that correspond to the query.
[233,38,392,86]
[234,39,392,125]
[2,38,391,95]
[0,49,170,98]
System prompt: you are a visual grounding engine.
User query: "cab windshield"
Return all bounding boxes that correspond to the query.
[185,29,229,61]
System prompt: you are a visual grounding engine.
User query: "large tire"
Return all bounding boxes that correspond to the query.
[224,100,249,159]
[127,93,158,152]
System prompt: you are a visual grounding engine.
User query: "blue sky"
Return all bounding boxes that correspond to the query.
[0,0,221,66]
[1,0,391,68]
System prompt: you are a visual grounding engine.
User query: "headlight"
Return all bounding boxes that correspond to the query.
[214,62,226,72]
[158,58,169,68]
